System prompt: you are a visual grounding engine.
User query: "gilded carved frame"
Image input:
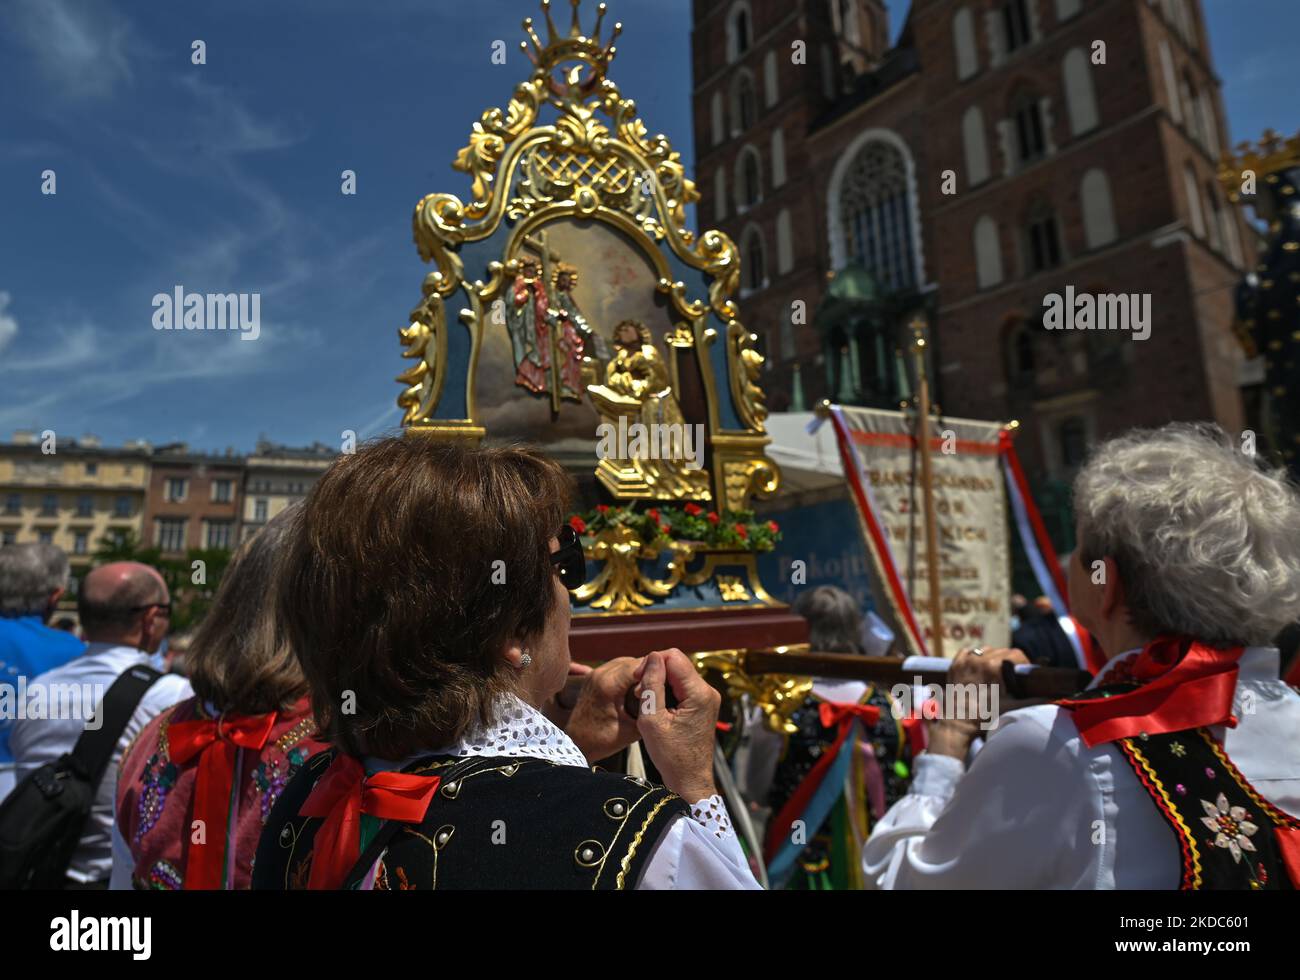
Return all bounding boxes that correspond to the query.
[396,0,779,511]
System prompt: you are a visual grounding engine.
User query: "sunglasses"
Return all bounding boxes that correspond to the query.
[550,525,586,590]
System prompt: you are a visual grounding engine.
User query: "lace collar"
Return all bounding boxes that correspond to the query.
[367,695,590,773]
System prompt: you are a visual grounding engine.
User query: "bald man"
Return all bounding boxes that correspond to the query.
[10,562,192,887]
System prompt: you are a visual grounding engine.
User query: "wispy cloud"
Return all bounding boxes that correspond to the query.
[3,0,146,102]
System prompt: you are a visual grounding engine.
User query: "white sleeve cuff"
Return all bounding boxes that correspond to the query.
[909,752,966,799]
[687,795,735,840]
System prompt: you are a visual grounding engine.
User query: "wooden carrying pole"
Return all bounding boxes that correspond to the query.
[910,317,944,658]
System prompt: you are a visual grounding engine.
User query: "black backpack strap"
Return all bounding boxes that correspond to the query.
[66,665,163,786]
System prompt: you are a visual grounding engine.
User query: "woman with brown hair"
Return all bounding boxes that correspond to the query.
[111,505,328,889]
[253,437,757,890]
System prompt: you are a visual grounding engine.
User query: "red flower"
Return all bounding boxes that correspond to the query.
[684,502,703,516]
[735,523,748,539]
[707,512,720,525]
[767,521,779,533]
[596,504,610,514]
[569,516,587,534]
[647,508,660,521]
[660,523,671,533]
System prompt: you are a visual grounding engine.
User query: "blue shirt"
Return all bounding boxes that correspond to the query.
[0,615,85,767]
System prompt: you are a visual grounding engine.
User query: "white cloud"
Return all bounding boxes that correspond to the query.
[0,292,18,355]
[5,0,144,101]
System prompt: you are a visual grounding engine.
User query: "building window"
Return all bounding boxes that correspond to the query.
[771,128,787,187]
[4,493,18,515]
[1062,48,1099,137]
[165,477,187,503]
[157,518,187,553]
[776,208,794,275]
[974,215,1004,289]
[838,139,917,291]
[732,72,757,134]
[38,530,53,544]
[963,106,990,186]
[114,495,132,518]
[1180,73,1201,144]
[206,521,233,550]
[726,2,753,63]
[41,494,57,516]
[1025,203,1063,273]
[1,530,15,546]
[1183,164,1205,237]
[1055,0,1082,20]
[1001,0,1032,53]
[952,6,978,81]
[711,91,724,146]
[736,147,763,209]
[84,462,98,476]
[76,495,93,517]
[254,498,268,523]
[763,50,779,106]
[714,168,727,221]
[1081,168,1118,249]
[74,531,88,555]
[211,479,232,503]
[1203,182,1224,252]
[1012,91,1047,166]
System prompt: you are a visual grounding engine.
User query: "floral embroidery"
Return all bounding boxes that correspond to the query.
[1199,792,1259,863]
[135,752,179,843]
[1170,741,1186,757]
[252,746,311,822]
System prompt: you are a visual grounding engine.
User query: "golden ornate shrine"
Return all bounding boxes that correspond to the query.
[394,0,799,624]
[396,0,777,514]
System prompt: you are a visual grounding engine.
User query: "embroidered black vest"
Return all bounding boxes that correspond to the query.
[1061,684,1300,890]
[252,751,688,890]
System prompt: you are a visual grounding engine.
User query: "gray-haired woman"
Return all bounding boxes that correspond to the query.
[863,422,1300,889]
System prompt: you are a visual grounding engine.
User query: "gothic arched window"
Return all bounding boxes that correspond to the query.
[1011,87,1047,166]
[727,3,753,63]
[736,146,763,209]
[732,71,757,134]
[838,140,917,291]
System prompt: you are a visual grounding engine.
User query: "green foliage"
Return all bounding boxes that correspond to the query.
[90,530,232,633]
[568,502,782,552]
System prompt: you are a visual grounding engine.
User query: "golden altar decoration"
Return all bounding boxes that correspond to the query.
[394,0,791,619]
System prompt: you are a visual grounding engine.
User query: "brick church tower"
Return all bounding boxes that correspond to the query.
[691,0,1254,535]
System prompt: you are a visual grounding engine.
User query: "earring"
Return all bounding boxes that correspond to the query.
[519,652,533,668]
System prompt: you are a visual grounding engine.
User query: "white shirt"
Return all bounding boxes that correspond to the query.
[10,643,192,883]
[362,695,760,890]
[861,647,1300,889]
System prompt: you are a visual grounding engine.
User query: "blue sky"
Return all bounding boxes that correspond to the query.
[0,0,1294,452]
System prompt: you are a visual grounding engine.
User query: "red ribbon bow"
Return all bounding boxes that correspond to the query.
[817,701,882,731]
[298,755,441,890]
[168,711,279,890]
[1059,635,1243,748]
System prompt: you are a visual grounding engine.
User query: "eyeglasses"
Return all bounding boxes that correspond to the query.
[549,525,586,591]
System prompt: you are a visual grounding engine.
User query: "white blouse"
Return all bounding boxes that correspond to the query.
[861,647,1300,889]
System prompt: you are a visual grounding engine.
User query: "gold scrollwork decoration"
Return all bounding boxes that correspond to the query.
[690,650,813,736]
